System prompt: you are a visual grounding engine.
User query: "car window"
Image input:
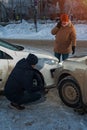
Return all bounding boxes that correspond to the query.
[0,50,13,59]
[0,39,24,51]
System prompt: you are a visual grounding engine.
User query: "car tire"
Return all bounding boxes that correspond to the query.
[33,69,45,90]
[58,76,82,108]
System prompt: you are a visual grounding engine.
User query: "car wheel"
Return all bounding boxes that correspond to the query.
[33,69,45,91]
[58,76,82,108]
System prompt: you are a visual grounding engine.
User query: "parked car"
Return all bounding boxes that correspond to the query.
[55,55,87,108]
[0,39,59,91]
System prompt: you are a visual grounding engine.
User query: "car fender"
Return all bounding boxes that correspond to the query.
[0,60,9,90]
[55,68,85,101]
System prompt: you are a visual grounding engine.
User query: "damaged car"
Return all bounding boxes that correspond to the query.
[0,39,59,91]
[55,55,87,108]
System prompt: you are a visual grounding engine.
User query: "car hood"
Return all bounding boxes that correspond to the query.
[14,46,58,62]
[66,55,87,63]
[58,55,87,71]
[23,47,57,60]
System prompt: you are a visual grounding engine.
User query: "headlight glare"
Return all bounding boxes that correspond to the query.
[39,58,58,65]
[35,58,58,70]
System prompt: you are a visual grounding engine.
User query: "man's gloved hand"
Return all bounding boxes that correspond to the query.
[72,46,75,54]
[56,20,61,28]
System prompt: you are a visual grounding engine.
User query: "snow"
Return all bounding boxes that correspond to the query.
[0,20,87,130]
[0,20,87,40]
[1,88,87,130]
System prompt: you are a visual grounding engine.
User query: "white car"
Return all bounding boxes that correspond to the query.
[0,39,59,91]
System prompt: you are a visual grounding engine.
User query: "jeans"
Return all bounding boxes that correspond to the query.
[17,91,41,105]
[6,91,41,105]
[54,52,69,62]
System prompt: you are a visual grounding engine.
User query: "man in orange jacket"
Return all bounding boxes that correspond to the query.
[51,13,76,62]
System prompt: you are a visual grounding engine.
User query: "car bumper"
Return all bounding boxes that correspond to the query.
[40,64,59,88]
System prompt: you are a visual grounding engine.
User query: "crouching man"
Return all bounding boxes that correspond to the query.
[4,53,47,110]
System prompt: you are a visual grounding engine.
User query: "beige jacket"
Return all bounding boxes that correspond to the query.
[51,21,76,54]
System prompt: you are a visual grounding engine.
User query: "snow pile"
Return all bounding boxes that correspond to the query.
[0,20,87,40]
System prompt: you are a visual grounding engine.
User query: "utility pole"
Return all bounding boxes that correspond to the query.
[0,2,1,22]
[20,0,22,22]
[11,0,14,20]
[34,0,38,32]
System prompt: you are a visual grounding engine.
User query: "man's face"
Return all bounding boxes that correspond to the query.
[61,21,69,27]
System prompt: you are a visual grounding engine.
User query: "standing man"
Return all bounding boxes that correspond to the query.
[51,13,76,62]
[4,53,46,110]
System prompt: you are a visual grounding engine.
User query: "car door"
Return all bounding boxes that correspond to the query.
[0,50,9,90]
[0,50,12,91]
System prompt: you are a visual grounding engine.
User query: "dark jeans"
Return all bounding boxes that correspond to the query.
[54,52,69,62]
[6,91,41,105]
[17,91,41,105]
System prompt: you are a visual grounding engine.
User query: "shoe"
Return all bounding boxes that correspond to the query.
[8,103,25,110]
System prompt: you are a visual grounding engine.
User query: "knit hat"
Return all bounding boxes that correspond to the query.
[60,14,69,22]
[26,53,38,65]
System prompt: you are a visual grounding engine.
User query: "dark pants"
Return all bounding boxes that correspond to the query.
[6,91,41,105]
[16,91,41,105]
[54,52,69,62]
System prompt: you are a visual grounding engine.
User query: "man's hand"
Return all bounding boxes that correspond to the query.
[72,46,75,54]
[56,21,61,28]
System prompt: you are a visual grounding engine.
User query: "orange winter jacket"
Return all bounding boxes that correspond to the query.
[51,21,76,54]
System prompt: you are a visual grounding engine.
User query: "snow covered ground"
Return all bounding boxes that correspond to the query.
[0,20,87,130]
[0,20,87,40]
[1,88,87,130]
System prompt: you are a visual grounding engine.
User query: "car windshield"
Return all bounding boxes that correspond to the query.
[0,39,24,51]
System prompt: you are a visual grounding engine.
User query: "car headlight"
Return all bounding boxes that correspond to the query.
[35,58,58,70]
[42,58,58,65]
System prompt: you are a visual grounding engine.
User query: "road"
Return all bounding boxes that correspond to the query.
[3,39,87,55]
